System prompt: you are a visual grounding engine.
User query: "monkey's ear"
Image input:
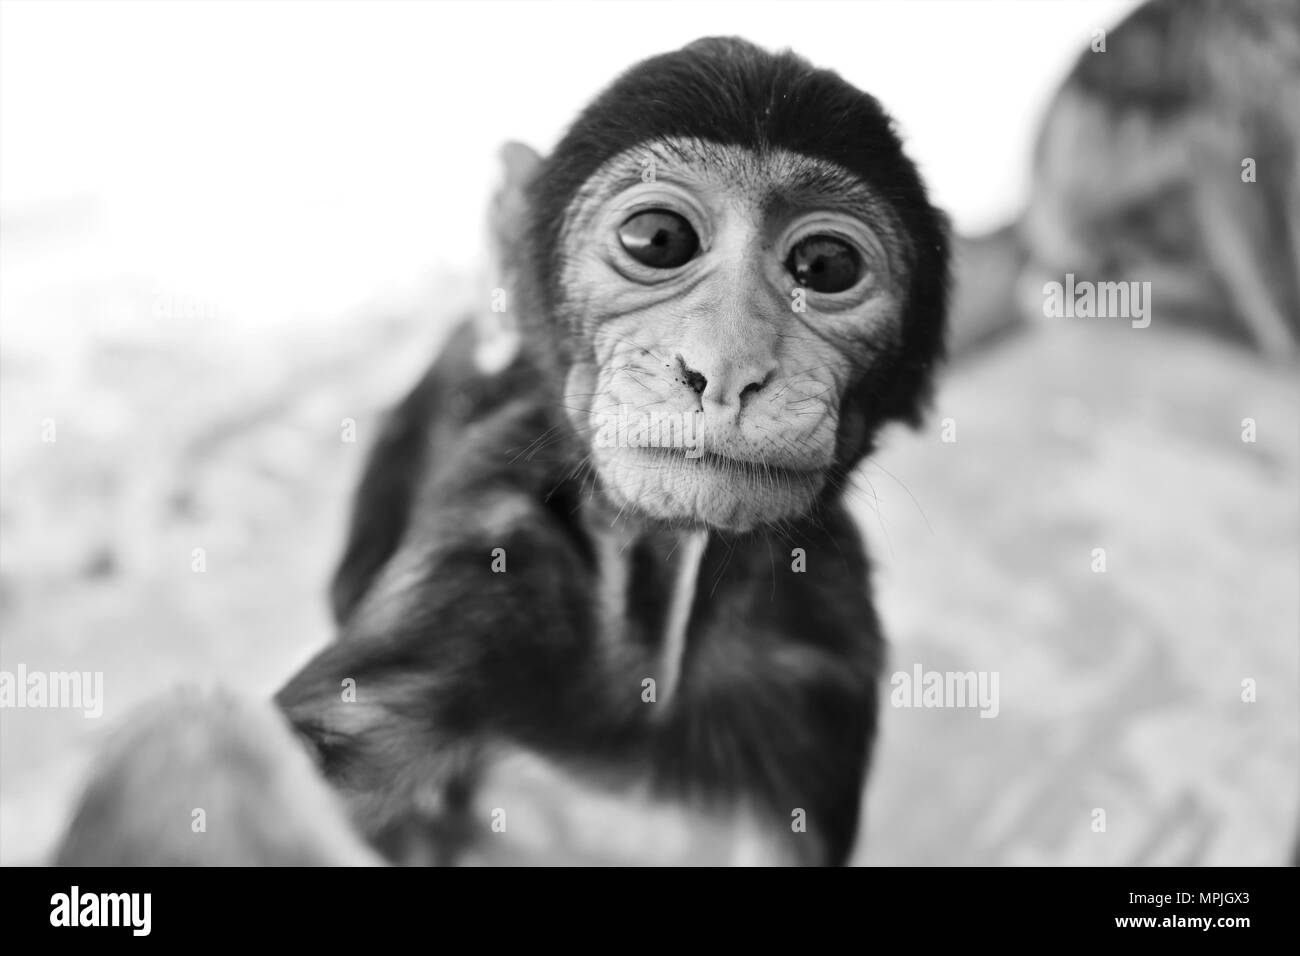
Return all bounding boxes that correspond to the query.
[478,141,544,374]
[499,139,543,180]
[488,140,543,273]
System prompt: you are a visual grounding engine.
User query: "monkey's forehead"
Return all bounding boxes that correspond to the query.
[569,136,903,226]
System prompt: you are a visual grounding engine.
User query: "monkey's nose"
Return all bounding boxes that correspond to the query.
[676,353,774,409]
[677,355,708,395]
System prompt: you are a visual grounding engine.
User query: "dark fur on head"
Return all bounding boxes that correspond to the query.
[525,36,950,437]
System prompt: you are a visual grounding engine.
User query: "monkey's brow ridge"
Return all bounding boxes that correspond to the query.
[582,136,892,218]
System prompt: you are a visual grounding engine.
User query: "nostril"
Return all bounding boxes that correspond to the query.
[740,369,774,402]
[676,354,708,395]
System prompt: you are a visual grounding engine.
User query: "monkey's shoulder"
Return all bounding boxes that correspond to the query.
[397,319,551,449]
[329,318,568,624]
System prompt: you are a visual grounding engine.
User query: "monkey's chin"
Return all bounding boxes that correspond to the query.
[592,446,827,532]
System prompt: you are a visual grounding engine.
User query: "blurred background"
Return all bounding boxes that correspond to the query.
[2,0,1296,866]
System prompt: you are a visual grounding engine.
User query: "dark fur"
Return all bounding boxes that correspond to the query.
[277,37,949,865]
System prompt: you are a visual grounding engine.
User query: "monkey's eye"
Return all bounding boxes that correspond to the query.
[618,210,699,269]
[786,236,862,293]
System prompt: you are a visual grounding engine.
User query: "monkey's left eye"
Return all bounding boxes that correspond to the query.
[786,236,862,293]
[618,210,699,269]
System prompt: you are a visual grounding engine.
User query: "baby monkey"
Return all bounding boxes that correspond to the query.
[59,37,949,867]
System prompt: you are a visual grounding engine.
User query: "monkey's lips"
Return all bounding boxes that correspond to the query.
[640,446,822,480]
[593,444,829,531]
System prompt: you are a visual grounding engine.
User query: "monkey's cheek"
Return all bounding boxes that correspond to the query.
[591,447,825,531]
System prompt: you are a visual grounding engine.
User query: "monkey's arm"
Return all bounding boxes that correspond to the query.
[329,352,441,625]
[282,393,607,862]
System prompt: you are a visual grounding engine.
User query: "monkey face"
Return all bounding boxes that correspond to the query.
[555,137,911,531]
[520,38,948,531]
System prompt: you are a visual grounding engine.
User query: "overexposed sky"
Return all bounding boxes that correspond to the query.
[1,0,1138,329]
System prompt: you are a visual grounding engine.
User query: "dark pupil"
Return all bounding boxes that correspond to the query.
[619,210,699,268]
[787,236,861,293]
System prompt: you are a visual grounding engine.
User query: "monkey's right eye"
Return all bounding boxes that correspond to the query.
[618,210,699,269]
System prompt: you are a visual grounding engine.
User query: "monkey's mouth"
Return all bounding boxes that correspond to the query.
[594,444,828,530]
[630,445,823,482]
